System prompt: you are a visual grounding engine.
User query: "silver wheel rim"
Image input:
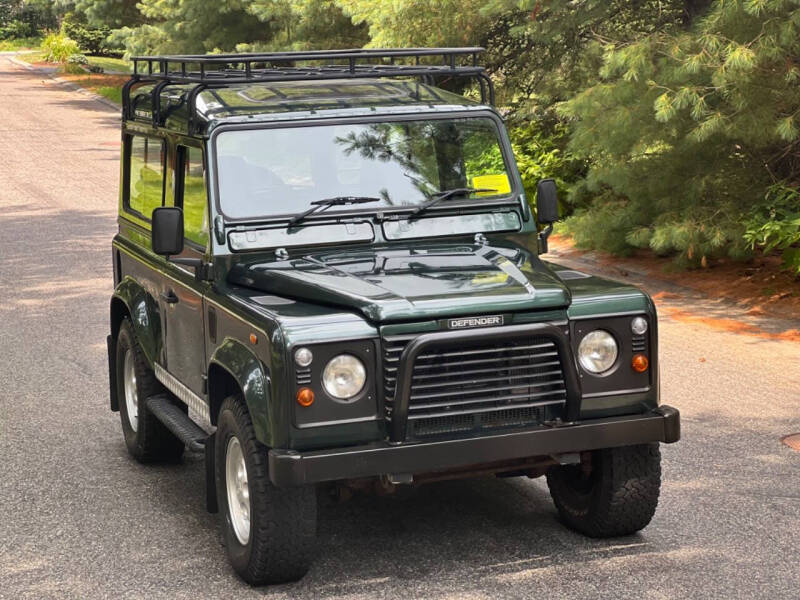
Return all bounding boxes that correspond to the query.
[123,349,138,432]
[225,436,250,545]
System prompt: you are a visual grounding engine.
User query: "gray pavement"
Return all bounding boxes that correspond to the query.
[1,57,799,599]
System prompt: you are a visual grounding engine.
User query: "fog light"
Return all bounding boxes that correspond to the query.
[294,347,313,367]
[631,316,648,335]
[296,387,314,407]
[632,354,649,373]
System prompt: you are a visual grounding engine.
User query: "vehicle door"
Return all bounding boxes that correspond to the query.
[160,142,209,397]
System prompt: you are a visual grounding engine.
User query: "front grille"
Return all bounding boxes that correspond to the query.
[383,333,568,439]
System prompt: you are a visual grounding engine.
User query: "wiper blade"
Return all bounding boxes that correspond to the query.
[287,196,381,227]
[408,187,498,220]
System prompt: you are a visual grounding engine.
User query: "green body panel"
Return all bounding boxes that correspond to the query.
[209,338,272,444]
[111,276,163,366]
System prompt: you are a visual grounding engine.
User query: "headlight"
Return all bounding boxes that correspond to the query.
[322,354,366,399]
[578,330,618,374]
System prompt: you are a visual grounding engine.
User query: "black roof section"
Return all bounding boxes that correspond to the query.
[122,48,494,134]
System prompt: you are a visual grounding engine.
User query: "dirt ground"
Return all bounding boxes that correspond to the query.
[550,234,800,324]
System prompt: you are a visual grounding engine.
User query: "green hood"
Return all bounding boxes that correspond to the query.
[228,241,571,323]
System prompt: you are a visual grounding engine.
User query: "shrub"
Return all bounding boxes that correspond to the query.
[0,20,34,40]
[67,53,89,65]
[42,33,80,64]
[60,12,110,55]
[744,185,800,275]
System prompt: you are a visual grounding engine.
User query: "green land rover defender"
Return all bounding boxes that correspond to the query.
[107,48,680,585]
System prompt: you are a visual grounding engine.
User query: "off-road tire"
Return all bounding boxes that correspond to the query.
[546,443,661,537]
[116,318,184,463]
[215,395,316,585]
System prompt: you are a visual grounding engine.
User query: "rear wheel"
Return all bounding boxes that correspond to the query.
[546,444,661,537]
[116,318,184,463]
[215,395,316,585]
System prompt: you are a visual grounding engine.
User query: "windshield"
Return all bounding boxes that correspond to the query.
[214,117,514,220]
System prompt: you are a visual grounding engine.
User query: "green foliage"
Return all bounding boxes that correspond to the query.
[744,185,800,274]
[1,0,60,34]
[336,0,489,48]
[509,120,583,212]
[75,0,144,29]
[245,0,368,50]
[561,0,800,266]
[42,32,80,63]
[61,11,111,55]
[0,18,33,39]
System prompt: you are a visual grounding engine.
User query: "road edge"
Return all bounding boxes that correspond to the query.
[7,54,120,115]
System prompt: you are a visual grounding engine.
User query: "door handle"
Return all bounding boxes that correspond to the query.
[160,290,179,304]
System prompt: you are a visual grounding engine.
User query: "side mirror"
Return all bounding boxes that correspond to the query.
[151,206,184,256]
[536,178,560,224]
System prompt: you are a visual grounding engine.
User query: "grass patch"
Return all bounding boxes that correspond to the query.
[58,73,128,105]
[0,36,42,51]
[16,52,131,74]
[95,85,122,104]
[15,50,45,63]
[87,55,132,73]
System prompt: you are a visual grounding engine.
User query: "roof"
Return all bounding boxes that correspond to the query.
[127,78,487,135]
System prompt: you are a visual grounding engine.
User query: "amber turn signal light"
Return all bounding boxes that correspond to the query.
[296,387,314,407]
[632,354,649,373]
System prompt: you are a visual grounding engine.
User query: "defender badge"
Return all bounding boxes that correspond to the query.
[447,315,504,329]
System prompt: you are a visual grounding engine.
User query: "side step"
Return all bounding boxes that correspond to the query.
[146,394,207,452]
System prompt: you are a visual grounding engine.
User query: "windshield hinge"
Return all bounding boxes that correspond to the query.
[474,232,488,246]
[213,216,226,245]
[275,247,289,260]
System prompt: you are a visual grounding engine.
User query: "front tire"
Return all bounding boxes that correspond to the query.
[215,395,316,585]
[546,443,661,537]
[116,318,184,463]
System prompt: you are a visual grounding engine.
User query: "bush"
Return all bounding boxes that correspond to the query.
[67,53,89,65]
[60,12,110,55]
[744,185,800,275]
[41,32,80,64]
[0,20,34,40]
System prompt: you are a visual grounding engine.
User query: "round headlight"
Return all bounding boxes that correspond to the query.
[631,316,648,336]
[578,330,618,374]
[322,354,366,400]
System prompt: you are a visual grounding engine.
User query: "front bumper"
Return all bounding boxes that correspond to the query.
[269,405,680,487]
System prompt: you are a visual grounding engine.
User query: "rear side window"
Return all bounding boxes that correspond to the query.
[178,146,209,248]
[127,135,164,220]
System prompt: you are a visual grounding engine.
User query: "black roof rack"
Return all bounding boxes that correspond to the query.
[122,47,494,132]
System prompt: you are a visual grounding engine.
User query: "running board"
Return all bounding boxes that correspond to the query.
[146,394,207,452]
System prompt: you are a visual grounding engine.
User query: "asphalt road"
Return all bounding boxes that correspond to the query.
[1,57,799,600]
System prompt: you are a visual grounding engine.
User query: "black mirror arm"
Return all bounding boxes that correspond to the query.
[538,223,554,254]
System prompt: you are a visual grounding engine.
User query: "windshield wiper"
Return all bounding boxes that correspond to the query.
[408,187,498,220]
[287,196,381,227]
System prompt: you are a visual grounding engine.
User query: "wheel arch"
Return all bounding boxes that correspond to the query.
[109,278,163,369]
[208,338,273,445]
